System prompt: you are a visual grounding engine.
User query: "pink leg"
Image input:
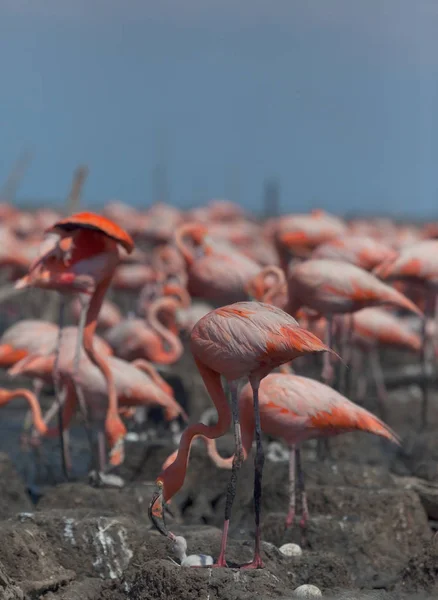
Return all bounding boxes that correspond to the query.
[285,445,296,528]
[296,447,309,547]
[321,316,334,385]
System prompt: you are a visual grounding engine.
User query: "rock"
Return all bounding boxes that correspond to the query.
[392,474,438,520]
[397,539,438,594]
[392,431,438,482]
[263,487,429,588]
[0,517,75,596]
[40,578,106,600]
[0,453,32,519]
[17,510,151,580]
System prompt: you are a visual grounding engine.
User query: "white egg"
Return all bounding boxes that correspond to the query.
[181,554,214,567]
[279,543,303,557]
[293,583,322,597]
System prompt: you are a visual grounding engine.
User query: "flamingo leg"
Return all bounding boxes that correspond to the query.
[296,447,309,540]
[321,315,334,386]
[338,315,353,395]
[285,444,296,529]
[369,348,388,421]
[216,380,243,568]
[242,379,264,569]
[53,296,69,480]
[420,292,435,430]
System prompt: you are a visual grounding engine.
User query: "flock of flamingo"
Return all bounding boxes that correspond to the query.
[0,196,435,570]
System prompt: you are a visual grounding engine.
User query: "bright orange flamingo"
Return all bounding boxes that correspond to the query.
[149,301,333,569]
[15,212,134,469]
[162,373,399,531]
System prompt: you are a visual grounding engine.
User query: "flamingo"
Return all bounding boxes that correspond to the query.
[15,212,134,469]
[105,295,187,364]
[175,223,261,305]
[70,297,122,332]
[286,259,422,386]
[373,239,438,428]
[162,372,399,531]
[10,352,187,470]
[348,307,421,417]
[311,235,397,271]
[149,301,333,569]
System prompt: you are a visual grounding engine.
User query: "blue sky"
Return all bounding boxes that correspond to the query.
[0,1,437,216]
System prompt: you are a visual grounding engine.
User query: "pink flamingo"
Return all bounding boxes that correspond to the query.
[311,235,397,271]
[105,295,187,364]
[348,307,421,417]
[15,212,134,469]
[149,300,333,569]
[10,352,186,472]
[70,297,122,332]
[286,259,422,386]
[162,372,399,531]
[175,223,261,305]
[373,239,438,427]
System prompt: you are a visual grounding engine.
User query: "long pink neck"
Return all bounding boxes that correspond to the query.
[83,277,123,430]
[132,359,173,395]
[146,300,183,363]
[262,266,287,305]
[175,224,197,266]
[0,389,47,435]
[159,361,232,501]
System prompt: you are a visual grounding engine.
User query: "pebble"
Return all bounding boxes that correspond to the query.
[279,543,303,557]
[293,584,322,597]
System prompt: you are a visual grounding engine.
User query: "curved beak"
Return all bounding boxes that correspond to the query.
[149,482,172,539]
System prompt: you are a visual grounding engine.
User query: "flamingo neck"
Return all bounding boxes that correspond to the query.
[132,359,173,395]
[0,389,47,435]
[159,362,231,501]
[174,225,200,266]
[83,277,119,421]
[262,266,287,305]
[146,301,183,364]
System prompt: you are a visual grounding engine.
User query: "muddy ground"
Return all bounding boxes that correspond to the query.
[0,340,437,599]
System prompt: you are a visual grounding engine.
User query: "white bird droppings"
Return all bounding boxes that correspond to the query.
[63,517,76,545]
[279,543,302,557]
[293,583,322,597]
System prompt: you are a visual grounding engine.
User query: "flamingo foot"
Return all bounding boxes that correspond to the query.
[241,555,264,569]
[285,507,295,529]
[211,559,228,568]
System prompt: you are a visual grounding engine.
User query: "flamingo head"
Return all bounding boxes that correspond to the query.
[149,479,175,541]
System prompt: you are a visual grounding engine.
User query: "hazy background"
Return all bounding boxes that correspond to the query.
[0,0,437,216]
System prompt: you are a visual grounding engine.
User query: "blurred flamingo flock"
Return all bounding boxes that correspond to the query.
[0,166,436,597]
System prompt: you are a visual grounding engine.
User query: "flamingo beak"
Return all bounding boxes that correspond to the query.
[149,481,172,539]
